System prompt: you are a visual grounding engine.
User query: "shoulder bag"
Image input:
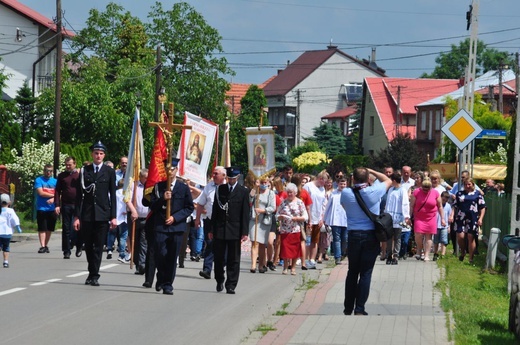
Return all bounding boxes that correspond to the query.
[352,188,393,242]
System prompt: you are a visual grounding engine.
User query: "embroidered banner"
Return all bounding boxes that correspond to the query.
[178,112,218,186]
[246,126,276,179]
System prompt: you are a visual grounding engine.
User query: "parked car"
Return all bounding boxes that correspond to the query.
[503,234,520,339]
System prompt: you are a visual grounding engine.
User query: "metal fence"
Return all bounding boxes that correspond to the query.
[482,193,511,258]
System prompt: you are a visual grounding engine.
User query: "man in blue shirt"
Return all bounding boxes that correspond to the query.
[340,167,391,315]
[34,164,57,253]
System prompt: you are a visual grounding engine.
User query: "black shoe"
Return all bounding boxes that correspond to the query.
[354,311,368,315]
[190,256,196,261]
[216,282,224,292]
[142,282,152,288]
[63,252,71,259]
[163,289,173,295]
[267,261,276,271]
[44,246,50,253]
[301,266,308,270]
[386,258,392,265]
[90,279,100,287]
[85,279,92,285]
[226,288,235,294]
[76,247,82,257]
[107,252,113,260]
[178,263,184,268]
[259,266,267,273]
[392,258,398,265]
[194,255,201,262]
[343,310,353,315]
[155,283,162,292]
[199,270,211,279]
[38,247,46,254]
[135,267,145,275]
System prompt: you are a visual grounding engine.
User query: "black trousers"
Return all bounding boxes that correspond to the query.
[144,218,156,284]
[81,220,109,280]
[130,218,147,269]
[154,231,183,291]
[213,238,241,290]
[61,204,76,253]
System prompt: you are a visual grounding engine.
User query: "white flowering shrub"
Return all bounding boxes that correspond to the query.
[6,138,67,214]
[487,143,507,164]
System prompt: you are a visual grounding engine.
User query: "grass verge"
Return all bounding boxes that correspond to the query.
[436,243,517,344]
[254,323,276,335]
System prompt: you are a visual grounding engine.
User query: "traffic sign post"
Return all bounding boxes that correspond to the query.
[441,109,483,188]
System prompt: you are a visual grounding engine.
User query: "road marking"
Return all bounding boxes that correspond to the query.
[67,272,89,278]
[30,278,62,286]
[100,264,119,270]
[0,288,26,296]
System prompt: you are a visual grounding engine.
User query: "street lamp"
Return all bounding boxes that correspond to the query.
[285,113,297,154]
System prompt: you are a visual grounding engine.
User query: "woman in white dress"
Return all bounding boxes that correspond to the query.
[248,177,276,273]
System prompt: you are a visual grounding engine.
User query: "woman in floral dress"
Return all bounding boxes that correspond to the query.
[276,183,308,275]
[452,178,486,264]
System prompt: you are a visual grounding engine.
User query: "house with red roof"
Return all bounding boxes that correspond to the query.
[0,0,74,100]
[226,77,274,115]
[263,45,386,150]
[361,70,516,160]
[361,77,463,158]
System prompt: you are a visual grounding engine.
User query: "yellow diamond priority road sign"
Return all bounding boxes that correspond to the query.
[441,109,482,150]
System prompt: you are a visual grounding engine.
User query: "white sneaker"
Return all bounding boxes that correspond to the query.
[296,258,302,266]
[124,252,131,261]
[307,260,316,269]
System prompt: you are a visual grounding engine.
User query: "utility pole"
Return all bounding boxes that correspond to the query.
[154,46,162,122]
[460,0,479,180]
[53,0,62,177]
[294,89,304,146]
[395,86,401,135]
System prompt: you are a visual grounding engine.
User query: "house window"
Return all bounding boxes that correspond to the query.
[344,83,363,103]
[369,116,374,136]
[420,111,426,132]
[435,110,442,131]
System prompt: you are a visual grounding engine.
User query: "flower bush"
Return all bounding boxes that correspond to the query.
[6,138,67,215]
[293,151,329,173]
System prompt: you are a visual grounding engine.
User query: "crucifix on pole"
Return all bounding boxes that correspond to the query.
[149,102,192,218]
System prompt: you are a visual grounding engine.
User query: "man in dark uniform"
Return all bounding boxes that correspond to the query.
[149,158,193,295]
[73,141,117,286]
[210,166,250,294]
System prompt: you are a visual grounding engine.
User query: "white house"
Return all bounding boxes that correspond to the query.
[263,45,386,150]
[0,0,74,100]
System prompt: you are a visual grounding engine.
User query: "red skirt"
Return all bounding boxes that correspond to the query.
[280,232,302,259]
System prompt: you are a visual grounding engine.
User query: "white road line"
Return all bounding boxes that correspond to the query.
[30,278,62,286]
[100,264,119,270]
[67,272,89,278]
[0,288,26,296]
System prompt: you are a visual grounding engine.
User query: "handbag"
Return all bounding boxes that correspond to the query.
[352,188,393,242]
[262,213,272,225]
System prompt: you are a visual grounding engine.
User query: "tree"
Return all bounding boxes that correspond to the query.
[0,69,20,163]
[434,95,511,163]
[421,39,515,79]
[307,123,347,158]
[14,81,44,143]
[37,4,157,161]
[274,134,290,171]
[370,133,427,171]
[229,85,267,173]
[147,2,233,124]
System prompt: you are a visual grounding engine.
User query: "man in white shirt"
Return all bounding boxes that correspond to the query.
[195,166,226,279]
[303,170,329,269]
[400,165,415,192]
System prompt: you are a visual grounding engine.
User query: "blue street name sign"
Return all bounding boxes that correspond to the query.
[476,129,507,140]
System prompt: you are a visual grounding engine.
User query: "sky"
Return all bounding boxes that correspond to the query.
[19,0,520,85]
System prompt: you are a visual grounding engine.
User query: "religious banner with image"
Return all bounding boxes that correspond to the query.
[246,126,276,179]
[178,112,218,186]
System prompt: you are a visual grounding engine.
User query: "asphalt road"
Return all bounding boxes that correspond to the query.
[1,235,317,345]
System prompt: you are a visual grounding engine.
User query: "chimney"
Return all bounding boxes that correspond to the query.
[327,38,337,50]
[371,47,376,62]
